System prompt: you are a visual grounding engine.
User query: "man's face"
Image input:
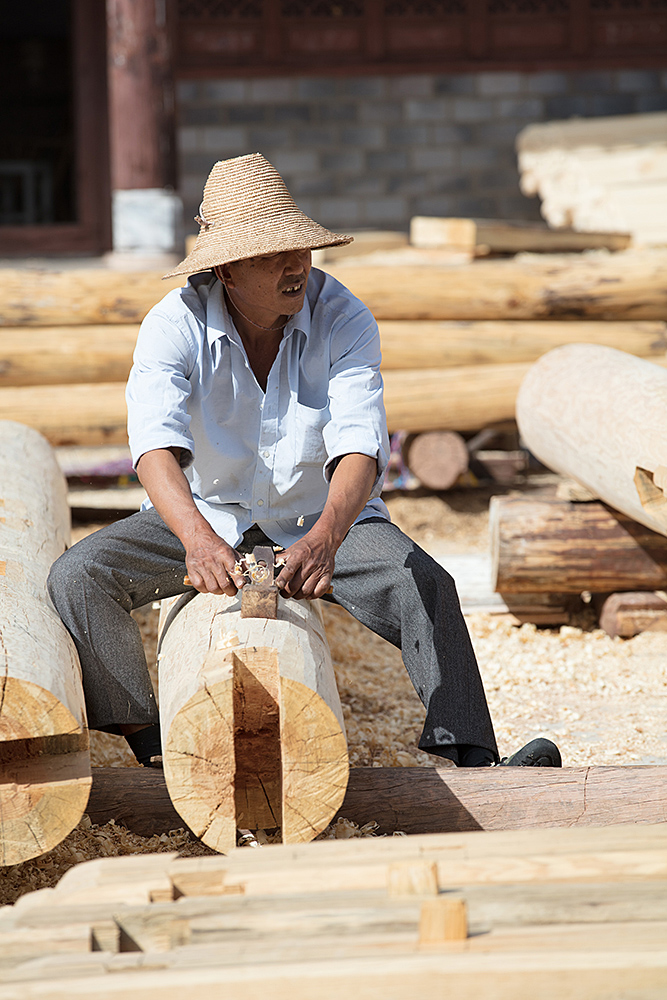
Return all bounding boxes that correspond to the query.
[219,248,312,318]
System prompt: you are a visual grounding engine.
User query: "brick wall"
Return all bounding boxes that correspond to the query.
[177,68,667,238]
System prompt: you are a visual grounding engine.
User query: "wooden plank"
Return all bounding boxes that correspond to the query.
[597,591,667,639]
[410,216,632,254]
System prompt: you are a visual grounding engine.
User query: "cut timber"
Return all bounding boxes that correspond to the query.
[0,383,128,446]
[158,592,348,853]
[410,216,632,255]
[0,421,90,866]
[378,319,667,370]
[517,345,667,537]
[490,496,667,594]
[0,269,184,326]
[329,250,667,320]
[597,592,667,639]
[86,764,667,839]
[402,431,469,490]
[518,111,667,247]
[0,326,137,387]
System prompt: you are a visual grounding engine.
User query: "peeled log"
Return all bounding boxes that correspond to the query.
[0,421,91,866]
[491,496,667,594]
[403,432,469,490]
[158,592,348,854]
[0,326,137,387]
[0,383,129,447]
[517,345,667,538]
[330,250,667,320]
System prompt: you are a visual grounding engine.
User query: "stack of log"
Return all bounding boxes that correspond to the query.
[1,823,667,997]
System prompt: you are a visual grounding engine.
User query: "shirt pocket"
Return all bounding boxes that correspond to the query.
[293,402,329,467]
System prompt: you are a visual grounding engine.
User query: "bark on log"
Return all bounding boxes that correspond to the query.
[517,345,667,538]
[490,496,667,594]
[329,250,667,320]
[86,764,667,838]
[0,421,91,866]
[157,592,348,854]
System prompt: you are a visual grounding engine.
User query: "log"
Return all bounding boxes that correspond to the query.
[86,764,667,839]
[0,421,91,866]
[402,431,469,490]
[157,592,348,853]
[491,496,667,594]
[329,250,667,320]
[4,319,666,388]
[597,592,667,639]
[379,319,667,370]
[410,216,632,255]
[517,345,667,538]
[0,383,129,447]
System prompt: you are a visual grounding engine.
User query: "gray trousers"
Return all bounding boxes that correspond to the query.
[47,510,498,759]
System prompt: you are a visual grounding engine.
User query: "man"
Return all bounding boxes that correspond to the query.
[48,153,560,772]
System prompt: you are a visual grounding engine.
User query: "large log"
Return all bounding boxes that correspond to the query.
[517,345,667,538]
[330,250,667,320]
[491,496,667,594]
[0,421,91,866]
[158,592,349,854]
[86,764,667,838]
[0,326,137,387]
[0,383,129,447]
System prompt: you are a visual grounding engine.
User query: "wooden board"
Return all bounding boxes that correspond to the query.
[410,216,632,254]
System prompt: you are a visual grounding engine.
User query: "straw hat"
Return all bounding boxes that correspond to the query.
[163,152,353,278]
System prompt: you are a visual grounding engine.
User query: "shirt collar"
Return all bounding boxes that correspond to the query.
[205,275,311,349]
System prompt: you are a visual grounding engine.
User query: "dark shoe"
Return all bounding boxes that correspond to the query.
[499,738,561,767]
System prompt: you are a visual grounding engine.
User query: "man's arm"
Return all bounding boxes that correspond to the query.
[274,452,377,600]
[136,448,246,597]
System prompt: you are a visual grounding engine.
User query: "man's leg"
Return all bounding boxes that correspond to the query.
[47,508,190,735]
[329,518,499,763]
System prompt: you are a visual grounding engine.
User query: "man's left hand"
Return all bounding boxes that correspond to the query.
[274,530,335,599]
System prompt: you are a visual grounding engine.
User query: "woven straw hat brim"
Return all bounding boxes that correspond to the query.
[163,211,352,279]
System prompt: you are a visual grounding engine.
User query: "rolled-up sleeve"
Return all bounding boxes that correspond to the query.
[322,306,390,496]
[126,308,197,469]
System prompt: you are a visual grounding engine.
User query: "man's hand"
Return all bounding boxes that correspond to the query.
[274,529,335,600]
[184,524,246,597]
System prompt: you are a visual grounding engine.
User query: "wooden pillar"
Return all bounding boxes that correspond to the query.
[106,0,180,254]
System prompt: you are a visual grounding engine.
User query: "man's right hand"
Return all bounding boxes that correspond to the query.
[184,525,247,597]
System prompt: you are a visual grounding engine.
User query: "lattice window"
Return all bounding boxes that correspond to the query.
[177,0,262,16]
[385,1,467,13]
[489,0,569,11]
[281,1,363,15]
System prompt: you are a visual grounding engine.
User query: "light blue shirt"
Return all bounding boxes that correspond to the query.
[126,267,390,549]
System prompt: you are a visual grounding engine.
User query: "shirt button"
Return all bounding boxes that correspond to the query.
[262,450,270,458]
[256,499,264,507]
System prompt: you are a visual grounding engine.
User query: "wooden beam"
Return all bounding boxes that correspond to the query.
[517,344,667,537]
[0,421,91,866]
[597,591,667,639]
[490,496,667,595]
[157,593,349,854]
[410,216,632,255]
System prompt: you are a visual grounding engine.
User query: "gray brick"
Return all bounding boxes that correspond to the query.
[454,98,495,122]
[388,75,434,99]
[178,127,202,154]
[317,197,361,226]
[406,98,452,122]
[616,69,661,93]
[294,197,316,219]
[387,125,430,146]
[477,72,524,96]
[460,146,499,169]
[525,71,568,96]
[248,78,295,102]
[362,197,408,225]
[359,101,402,124]
[476,168,520,192]
[411,148,456,171]
[274,104,312,123]
[496,194,543,221]
[497,98,543,119]
[248,127,291,147]
[339,78,386,98]
[288,174,335,197]
[294,126,338,146]
[176,81,201,103]
[321,150,365,172]
[271,150,320,174]
[181,106,226,127]
[181,152,222,175]
[433,174,471,194]
[472,121,524,144]
[344,174,386,196]
[202,126,248,153]
[545,95,590,119]
[229,106,267,124]
[589,94,636,116]
[340,125,385,148]
[457,196,497,216]
[413,194,461,216]
[570,71,615,93]
[367,150,409,172]
[179,175,206,203]
[636,93,667,113]
[434,75,476,96]
[433,123,474,144]
[202,80,248,102]
[319,103,358,122]
[296,78,337,100]
[387,174,427,196]
[661,71,667,89]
